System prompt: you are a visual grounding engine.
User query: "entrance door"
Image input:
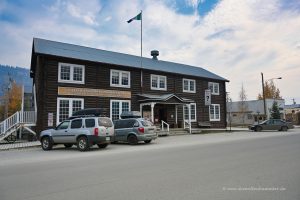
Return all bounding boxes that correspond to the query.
[154,105,167,124]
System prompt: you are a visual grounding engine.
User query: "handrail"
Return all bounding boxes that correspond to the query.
[161,120,169,132]
[183,120,192,134]
[0,111,36,136]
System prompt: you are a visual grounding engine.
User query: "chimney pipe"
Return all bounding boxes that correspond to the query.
[151,50,159,60]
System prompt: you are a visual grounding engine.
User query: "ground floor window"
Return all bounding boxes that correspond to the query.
[210,104,220,121]
[57,98,84,124]
[110,100,131,121]
[183,103,196,122]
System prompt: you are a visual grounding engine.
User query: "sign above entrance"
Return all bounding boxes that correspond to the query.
[58,87,131,98]
[205,89,211,106]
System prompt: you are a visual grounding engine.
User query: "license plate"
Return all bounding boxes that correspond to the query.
[106,137,110,141]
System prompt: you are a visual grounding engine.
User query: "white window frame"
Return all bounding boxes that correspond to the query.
[58,63,85,84]
[56,97,84,125]
[110,69,131,88]
[110,100,131,120]
[183,103,197,122]
[183,78,196,93]
[208,82,219,95]
[209,104,220,121]
[151,74,167,91]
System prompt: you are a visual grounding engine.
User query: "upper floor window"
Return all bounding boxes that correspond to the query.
[58,63,85,84]
[208,82,219,95]
[110,69,130,88]
[151,74,167,90]
[183,79,196,93]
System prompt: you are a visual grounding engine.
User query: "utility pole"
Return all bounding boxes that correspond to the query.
[261,73,267,119]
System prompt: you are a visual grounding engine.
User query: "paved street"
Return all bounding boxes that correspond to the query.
[0,130,300,200]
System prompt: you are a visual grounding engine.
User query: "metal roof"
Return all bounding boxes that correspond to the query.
[32,38,228,82]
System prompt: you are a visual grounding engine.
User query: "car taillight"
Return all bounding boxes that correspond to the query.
[138,127,144,134]
[94,128,99,136]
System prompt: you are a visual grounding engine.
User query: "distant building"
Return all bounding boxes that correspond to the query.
[284,104,300,125]
[227,99,285,126]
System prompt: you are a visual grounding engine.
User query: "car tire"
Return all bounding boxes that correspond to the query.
[41,136,53,151]
[281,126,288,131]
[64,144,73,148]
[77,136,90,151]
[255,126,262,132]
[97,144,108,149]
[144,140,152,144]
[127,135,138,145]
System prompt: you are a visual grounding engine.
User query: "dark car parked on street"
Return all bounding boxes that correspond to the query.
[113,118,157,145]
[249,119,294,132]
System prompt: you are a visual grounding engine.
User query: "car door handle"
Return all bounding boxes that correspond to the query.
[65,130,68,132]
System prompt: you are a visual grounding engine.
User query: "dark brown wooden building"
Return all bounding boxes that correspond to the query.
[30,38,229,133]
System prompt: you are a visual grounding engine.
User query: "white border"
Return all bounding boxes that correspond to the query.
[58,62,85,84]
[183,103,197,122]
[209,104,220,121]
[150,74,167,91]
[183,78,196,93]
[56,97,84,125]
[110,69,131,88]
[110,99,131,120]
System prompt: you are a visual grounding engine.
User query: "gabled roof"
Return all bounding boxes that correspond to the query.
[31,38,228,82]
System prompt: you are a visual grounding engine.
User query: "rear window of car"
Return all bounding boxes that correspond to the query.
[98,117,113,127]
[85,119,95,128]
[114,119,136,129]
[140,120,153,127]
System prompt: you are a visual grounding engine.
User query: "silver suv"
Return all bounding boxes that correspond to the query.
[40,117,114,151]
[113,118,157,145]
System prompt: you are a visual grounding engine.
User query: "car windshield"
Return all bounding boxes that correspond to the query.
[98,117,113,127]
[140,120,153,127]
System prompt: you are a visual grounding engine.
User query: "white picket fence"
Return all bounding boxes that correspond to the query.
[0,111,36,137]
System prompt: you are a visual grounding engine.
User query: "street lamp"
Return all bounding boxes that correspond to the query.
[261,73,282,119]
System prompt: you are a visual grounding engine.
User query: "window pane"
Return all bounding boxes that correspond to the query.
[72,100,82,115]
[85,119,95,128]
[191,104,196,120]
[183,80,189,91]
[210,105,215,120]
[214,84,219,94]
[112,71,119,85]
[159,77,165,88]
[73,67,83,81]
[112,101,120,121]
[57,121,70,130]
[152,76,158,88]
[61,65,70,80]
[208,83,213,92]
[215,105,220,119]
[184,105,189,120]
[121,72,129,86]
[71,119,82,129]
[59,100,69,122]
[98,117,113,127]
[190,81,195,91]
[122,102,129,112]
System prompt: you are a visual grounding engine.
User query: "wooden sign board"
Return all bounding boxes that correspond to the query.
[58,87,131,98]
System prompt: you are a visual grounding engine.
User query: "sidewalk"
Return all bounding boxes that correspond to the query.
[0,141,40,151]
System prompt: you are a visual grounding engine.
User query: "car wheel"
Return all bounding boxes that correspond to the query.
[41,136,53,151]
[144,140,152,144]
[281,126,288,131]
[64,144,73,148]
[97,144,108,149]
[127,135,138,145]
[255,126,262,132]
[77,136,90,151]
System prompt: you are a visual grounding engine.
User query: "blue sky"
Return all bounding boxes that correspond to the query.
[0,0,299,104]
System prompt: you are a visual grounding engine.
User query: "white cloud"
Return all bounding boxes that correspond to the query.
[0,0,299,104]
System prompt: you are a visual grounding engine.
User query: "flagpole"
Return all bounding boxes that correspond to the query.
[140,10,143,90]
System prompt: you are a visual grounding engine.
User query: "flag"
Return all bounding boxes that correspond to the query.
[127,12,142,23]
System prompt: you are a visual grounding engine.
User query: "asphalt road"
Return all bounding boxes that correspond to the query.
[0,130,300,200]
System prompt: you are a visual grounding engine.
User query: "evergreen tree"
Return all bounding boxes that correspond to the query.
[270,101,281,119]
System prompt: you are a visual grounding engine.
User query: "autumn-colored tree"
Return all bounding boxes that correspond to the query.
[258,80,282,99]
[1,82,22,118]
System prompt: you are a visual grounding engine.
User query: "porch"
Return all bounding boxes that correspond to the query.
[138,93,195,133]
